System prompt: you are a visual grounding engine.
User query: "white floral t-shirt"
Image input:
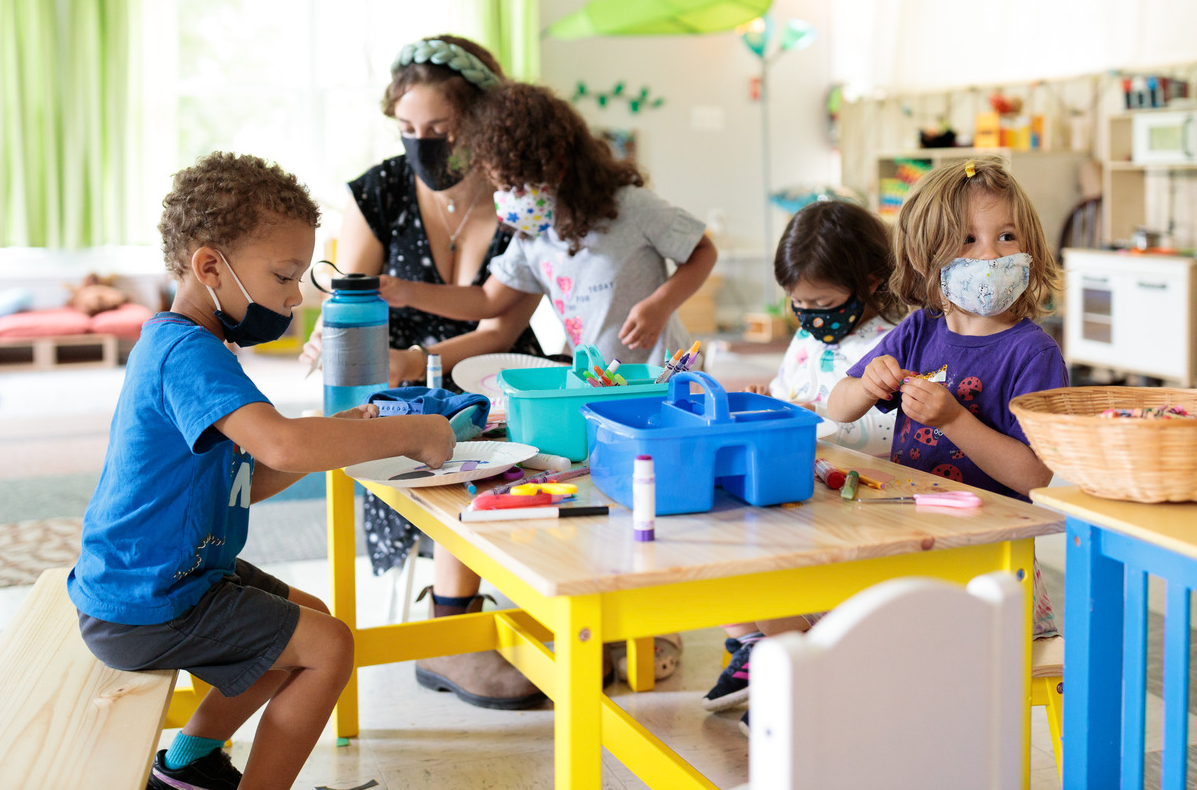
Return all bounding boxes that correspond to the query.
[768,314,898,457]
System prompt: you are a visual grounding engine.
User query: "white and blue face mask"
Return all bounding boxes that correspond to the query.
[939,253,1031,316]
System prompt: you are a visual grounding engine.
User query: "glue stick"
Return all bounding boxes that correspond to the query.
[814,458,846,490]
[633,455,655,541]
[426,353,442,389]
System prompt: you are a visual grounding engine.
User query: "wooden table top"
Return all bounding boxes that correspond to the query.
[1031,486,1197,561]
[363,442,1063,597]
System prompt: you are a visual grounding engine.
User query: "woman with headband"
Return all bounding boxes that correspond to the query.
[301,35,546,710]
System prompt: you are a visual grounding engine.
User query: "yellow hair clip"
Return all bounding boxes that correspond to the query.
[964,161,976,179]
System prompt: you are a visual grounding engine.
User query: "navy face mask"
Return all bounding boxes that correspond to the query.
[206,251,292,347]
[791,293,864,346]
[402,136,464,192]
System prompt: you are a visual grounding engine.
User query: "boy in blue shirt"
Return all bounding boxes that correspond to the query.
[67,151,455,790]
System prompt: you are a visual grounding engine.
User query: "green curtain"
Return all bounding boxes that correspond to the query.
[462,0,540,82]
[1,0,133,248]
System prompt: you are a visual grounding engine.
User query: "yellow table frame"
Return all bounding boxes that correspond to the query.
[325,469,1038,789]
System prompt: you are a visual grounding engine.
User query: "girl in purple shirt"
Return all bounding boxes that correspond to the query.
[829,154,1063,639]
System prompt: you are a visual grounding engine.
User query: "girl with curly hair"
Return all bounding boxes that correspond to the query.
[384,81,717,363]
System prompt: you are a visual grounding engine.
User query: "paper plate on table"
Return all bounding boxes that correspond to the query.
[451,353,567,405]
[346,441,539,488]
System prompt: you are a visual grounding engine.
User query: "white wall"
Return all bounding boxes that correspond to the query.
[540,0,837,311]
[831,0,1197,97]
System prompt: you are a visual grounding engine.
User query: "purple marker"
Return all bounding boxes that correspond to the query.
[632,455,655,542]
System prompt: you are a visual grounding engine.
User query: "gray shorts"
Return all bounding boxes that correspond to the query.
[77,559,300,697]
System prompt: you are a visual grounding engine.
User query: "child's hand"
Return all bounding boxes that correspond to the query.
[378,275,411,308]
[618,299,670,350]
[409,415,456,469]
[860,355,909,401]
[899,377,964,428]
[743,383,770,395]
[331,404,380,419]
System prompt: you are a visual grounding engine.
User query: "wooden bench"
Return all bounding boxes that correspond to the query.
[0,567,177,788]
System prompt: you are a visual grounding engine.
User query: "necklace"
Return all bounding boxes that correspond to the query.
[432,192,480,252]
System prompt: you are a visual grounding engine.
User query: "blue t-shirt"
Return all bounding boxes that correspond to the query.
[846,311,1068,501]
[68,313,270,624]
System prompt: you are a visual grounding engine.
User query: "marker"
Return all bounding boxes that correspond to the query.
[654,348,686,383]
[488,466,590,496]
[593,365,614,386]
[582,371,603,387]
[840,470,860,501]
[612,373,628,386]
[605,359,622,377]
[459,505,609,523]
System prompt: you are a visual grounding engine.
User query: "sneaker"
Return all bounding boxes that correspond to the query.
[738,709,750,737]
[701,636,754,711]
[147,747,241,790]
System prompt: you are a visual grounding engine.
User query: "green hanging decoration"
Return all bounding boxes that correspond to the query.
[570,81,665,114]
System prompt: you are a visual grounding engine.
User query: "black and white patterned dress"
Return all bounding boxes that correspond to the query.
[349,155,543,574]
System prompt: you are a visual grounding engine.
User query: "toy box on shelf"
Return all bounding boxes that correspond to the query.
[580,371,822,514]
[499,344,665,462]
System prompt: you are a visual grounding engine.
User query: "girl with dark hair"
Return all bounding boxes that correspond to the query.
[381,81,717,364]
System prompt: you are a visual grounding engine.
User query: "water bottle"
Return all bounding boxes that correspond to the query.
[317,270,389,416]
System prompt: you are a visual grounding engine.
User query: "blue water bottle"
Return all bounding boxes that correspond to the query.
[316,268,389,416]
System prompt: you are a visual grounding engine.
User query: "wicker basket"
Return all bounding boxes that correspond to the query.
[1010,386,1197,503]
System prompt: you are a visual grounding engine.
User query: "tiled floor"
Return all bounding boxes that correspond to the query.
[0,344,1076,788]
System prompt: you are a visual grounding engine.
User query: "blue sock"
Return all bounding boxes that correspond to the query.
[432,592,475,609]
[164,733,225,770]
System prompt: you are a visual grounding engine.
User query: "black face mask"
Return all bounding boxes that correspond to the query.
[402,136,464,191]
[214,302,292,348]
[208,251,293,347]
[791,293,865,346]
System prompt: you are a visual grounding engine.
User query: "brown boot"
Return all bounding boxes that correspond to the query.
[414,586,547,710]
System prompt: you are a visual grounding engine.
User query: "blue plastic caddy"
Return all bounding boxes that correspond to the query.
[580,371,822,515]
[498,344,666,462]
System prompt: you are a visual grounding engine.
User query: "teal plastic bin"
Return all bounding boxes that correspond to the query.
[580,371,822,514]
[499,345,666,461]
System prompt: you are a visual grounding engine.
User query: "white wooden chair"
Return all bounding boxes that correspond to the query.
[747,572,1025,790]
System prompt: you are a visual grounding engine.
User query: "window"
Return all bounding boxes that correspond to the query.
[134,0,455,243]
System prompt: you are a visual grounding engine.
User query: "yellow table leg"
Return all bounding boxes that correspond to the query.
[555,595,604,790]
[625,636,655,692]
[1006,538,1035,790]
[327,469,360,739]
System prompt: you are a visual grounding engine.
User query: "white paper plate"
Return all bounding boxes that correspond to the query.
[451,353,567,405]
[345,441,539,488]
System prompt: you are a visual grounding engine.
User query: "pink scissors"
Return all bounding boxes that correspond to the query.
[859,491,982,509]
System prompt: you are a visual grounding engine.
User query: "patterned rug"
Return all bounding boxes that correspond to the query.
[0,517,82,587]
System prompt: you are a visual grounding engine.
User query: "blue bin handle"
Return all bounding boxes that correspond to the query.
[573,344,606,378]
[666,370,730,424]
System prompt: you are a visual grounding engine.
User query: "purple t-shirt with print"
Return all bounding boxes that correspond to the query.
[846,310,1068,501]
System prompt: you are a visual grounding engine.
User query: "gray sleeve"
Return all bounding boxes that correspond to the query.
[487,237,544,295]
[629,188,706,264]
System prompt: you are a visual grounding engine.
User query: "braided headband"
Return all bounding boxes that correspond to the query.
[391,39,501,91]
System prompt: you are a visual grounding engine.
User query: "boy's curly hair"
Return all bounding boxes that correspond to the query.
[892,153,1058,321]
[456,82,644,255]
[159,152,321,279]
[774,200,906,325]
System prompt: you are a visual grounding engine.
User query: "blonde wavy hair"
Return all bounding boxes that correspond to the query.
[891,154,1058,321]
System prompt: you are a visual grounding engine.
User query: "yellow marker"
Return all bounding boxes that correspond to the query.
[855,473,885,490]
[840,470,860,501]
